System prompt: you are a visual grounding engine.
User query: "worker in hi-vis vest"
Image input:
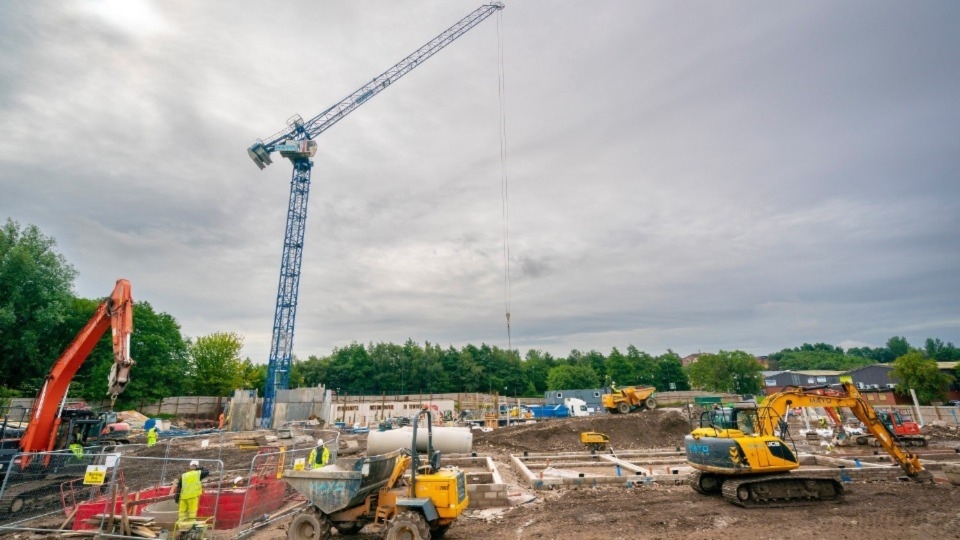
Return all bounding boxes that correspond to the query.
[174,460,209,521]
[147,426,157,447]
[308,439,330,469]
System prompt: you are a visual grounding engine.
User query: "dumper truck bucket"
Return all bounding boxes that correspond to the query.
[283,450,401,514]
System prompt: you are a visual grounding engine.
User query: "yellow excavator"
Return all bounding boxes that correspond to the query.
[684,376,932,507]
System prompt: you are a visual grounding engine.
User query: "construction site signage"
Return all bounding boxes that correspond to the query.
[83,465,107,485]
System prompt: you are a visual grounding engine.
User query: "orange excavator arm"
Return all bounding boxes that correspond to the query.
[18,279,134,454]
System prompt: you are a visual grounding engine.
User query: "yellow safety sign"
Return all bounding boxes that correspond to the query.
[84,465,107,485]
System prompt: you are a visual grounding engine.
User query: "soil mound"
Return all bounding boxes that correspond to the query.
[472,409,693,454]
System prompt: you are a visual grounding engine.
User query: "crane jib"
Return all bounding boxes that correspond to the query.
[247,2,504,169]
[249,3,504,430]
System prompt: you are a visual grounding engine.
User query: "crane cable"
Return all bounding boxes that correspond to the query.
[496,11,512,352]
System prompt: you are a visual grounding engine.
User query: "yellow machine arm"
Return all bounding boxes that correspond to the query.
[755,377,927,477]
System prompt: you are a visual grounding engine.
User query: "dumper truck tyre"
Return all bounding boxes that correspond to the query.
[383,510,430,540]
[287,511,332,540]
[644,397,657,410]
[616,402,631,414]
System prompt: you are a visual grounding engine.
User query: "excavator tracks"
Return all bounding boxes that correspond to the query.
[720,474,844,508]
[688,471,722,496]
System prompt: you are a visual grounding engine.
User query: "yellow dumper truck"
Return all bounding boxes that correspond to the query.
[602,385,657,414]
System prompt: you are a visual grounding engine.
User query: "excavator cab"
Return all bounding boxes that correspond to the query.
[700,403,758,435]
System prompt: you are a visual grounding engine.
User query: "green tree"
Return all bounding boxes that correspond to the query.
[189,332,245,396]
[654,351,690,391]
[522,349,556,396]
[626,345,657,385]
[886,336,912,359]
[83,301,191,404]
[846,345,895,364]
[293,355,328,388]
[771,343,872,371]
[605,347,634,387]
[0,219,76,391]
[924,338,960,362]
[891,351,953,404]
[687,350,762,394]
[546,364,599,390]
[240,358,267,395]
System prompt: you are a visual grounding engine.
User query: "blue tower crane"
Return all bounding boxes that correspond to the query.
[248,3,505,428]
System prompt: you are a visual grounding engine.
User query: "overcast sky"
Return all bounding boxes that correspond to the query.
[2,1,959,365]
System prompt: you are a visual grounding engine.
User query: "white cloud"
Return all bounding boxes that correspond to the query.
[1,0,958,364]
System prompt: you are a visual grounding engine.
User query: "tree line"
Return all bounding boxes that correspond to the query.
[2,219,958,406]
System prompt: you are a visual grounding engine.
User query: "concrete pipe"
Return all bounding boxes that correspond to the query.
[366,426,472,456]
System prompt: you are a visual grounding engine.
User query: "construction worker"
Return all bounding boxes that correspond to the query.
[174,460,209,522]
[218,411,225,430]
[146,426,157,447]
[69,427,84,459]
[308,439,330,469]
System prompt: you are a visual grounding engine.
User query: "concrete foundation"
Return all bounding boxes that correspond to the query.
[444,454,510,509]
[508,447,960,490]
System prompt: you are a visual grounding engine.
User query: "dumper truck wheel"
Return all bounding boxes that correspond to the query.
[617,402,631,414]
[430,523,450,538]
[287,512,332,540]
[644,397,657,410]
[383,511,429,540]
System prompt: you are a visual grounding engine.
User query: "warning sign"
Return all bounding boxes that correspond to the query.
[84,465,107,485]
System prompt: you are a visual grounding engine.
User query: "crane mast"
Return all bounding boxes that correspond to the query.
[248,3,505,428]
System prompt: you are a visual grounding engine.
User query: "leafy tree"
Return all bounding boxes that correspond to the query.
[0,219,76,391]
[846,346,895,364]
[605,347,634,387]
[455,347,484,393]
[240,358,267,395]
[886,336,912,359]
[293,355,328,388]
[546,364,599,390]
[687,350,762,394]
[522,349,556,396]
[771,343,872,371]
[891,351,953,404]
[924,338,960,362]
[626,345,657,386]
[189,332,245,396]
[83,301,191,404]
[654,351,690,391]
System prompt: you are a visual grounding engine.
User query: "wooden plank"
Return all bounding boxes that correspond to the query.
[121,487,131,536]
[90,513,156,523]
[59,505,80,530]
[131,525,159,538]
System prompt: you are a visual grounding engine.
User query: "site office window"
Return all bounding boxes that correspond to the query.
[370,405,395,411]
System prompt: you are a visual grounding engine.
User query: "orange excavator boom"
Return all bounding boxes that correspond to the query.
[18,279,134,454]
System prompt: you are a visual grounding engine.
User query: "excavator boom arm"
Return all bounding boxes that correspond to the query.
[17,279,134,454]
[755,379,926,477]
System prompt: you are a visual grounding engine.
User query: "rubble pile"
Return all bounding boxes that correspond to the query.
[472,409,693,453]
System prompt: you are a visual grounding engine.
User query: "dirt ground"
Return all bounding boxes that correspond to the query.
[6,411,960,539]
[243,411,960,540]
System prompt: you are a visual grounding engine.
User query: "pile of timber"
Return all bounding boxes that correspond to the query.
[233,434,270,448]
[79,514,164,537]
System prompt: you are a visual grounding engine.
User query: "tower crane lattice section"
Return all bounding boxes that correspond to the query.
[248,3,505,429]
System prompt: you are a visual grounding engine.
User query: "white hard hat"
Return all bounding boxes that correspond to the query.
[317,439,325,446]
[189,460,200,468]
